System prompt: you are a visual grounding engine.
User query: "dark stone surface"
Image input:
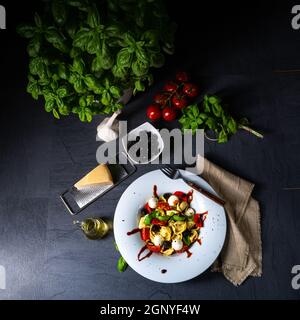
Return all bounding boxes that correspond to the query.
[0,0,300,299]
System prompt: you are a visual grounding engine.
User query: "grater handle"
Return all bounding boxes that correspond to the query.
[60,190,77,215]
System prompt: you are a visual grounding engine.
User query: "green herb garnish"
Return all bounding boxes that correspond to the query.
[179,94,263,143]
[114,241,128,273]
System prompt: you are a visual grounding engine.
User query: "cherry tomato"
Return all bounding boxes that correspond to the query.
[153,93,168,106]
[162,106,177,121]
[141,228,150,241]
[176,71,190,83]
[173,191,188,202]
[157,202,172,210]
[144,203,152,213]
[147,243,161,252]
[163,81,178,92]
[146,104,161,121]
[183,83,199,98]
[151,219,167,226]
[172,94,188,109]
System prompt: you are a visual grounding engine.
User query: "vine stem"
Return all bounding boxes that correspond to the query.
[238,124,264,139]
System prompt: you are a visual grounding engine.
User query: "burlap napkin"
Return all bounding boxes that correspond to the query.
[196,156,262,286]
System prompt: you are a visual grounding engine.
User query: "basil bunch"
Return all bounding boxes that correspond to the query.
[17,0,176,121]
[179,94,263,143]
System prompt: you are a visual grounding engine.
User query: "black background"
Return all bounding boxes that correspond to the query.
[0,0,300,300]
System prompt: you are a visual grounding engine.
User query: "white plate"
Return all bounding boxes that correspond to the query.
[114,169,226,283]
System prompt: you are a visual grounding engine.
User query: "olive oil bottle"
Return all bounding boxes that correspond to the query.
[74,218,110,240]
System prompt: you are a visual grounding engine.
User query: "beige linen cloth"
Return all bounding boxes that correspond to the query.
[195,157,262,285]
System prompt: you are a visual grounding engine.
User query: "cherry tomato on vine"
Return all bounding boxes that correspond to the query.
[153,93,168,106]
[183,83,199,98]
[146,104,161,121]
[162,106,177,121]
[163,81,178,92]
[176,71,190,83]
[172,94,188,109]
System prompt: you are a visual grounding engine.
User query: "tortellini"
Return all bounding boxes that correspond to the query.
[136,186,206,257]
[160,226,172,241]
[171,221,187,235]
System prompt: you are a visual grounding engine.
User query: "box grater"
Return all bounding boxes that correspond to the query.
[60,152,136,215]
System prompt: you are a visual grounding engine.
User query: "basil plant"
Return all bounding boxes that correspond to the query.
[17,0,176,121]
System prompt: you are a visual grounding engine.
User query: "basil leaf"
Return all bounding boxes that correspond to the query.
[112,65,127,79]
[84,75,98,90]
[132,60,148,77]
[74,79,85,93]
[57,86,68,98]
[52,0,67,26]
[45,96,55,112]
[117,256,128,273]
[45,27,68,53]
[52,109,60,119]
[101,91,112,106]
[134,80,145,94]
[149,52,165,68]
[85,108,93,122]
[218,129,228,143]
[135,45,149,65]
[72,58,85,75]
[57,64,68,80]
[124,32,136,46]
[91,55,102,73]
[79,109,86,122]
[73,28,91,50]
[29,57,45,77]
[117,48,132,68]
[142,30,159,47]
[100,41,114,70]
[17,24,35,38]
[183,236,191,246]
[34,13,42,28]
[227,117,238,134]
[205,117,217,130]
[109,86,121,98]
[27,80,41,100]
[86,95,94,106]
[87,32,101,54]
[27,36,41,57]
[79,96,86,107]
[87,4,101,28]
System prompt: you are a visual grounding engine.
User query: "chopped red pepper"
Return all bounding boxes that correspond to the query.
[141,228,150,241]
[151,218,168,226]
[147,243,161,252]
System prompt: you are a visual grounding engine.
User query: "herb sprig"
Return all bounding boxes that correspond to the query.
[179,94,263,143]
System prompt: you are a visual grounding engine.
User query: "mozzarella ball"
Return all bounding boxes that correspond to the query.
[172,239,183,251]
[148,197,158,209]
[153,235,164,246]
[185,207,195,217]
[168,195,179,207]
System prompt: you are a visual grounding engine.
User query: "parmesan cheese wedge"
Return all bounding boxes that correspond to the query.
[74,164,113,190]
